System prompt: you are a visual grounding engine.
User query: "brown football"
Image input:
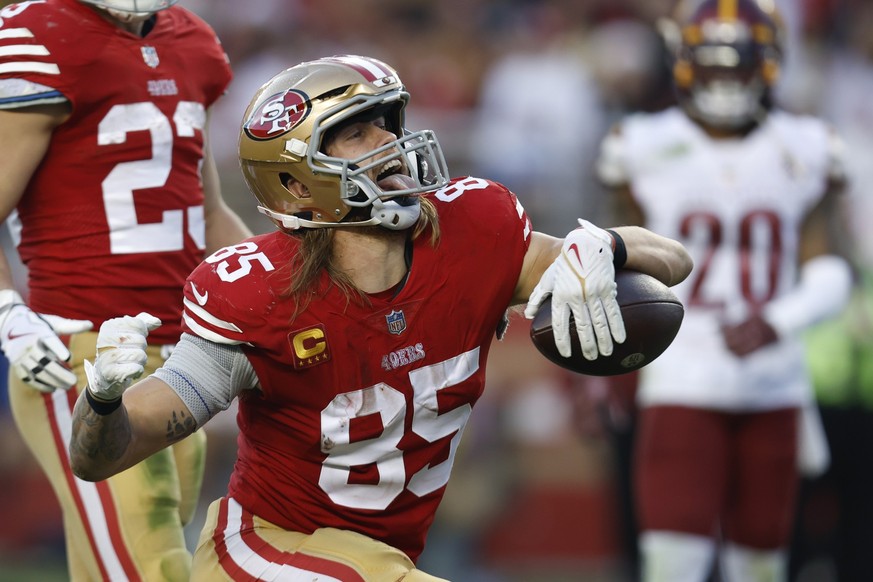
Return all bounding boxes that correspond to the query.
[529,270,684,376]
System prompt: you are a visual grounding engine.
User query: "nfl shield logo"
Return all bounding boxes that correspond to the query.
[385,310,407,335]
[141,46,160,68]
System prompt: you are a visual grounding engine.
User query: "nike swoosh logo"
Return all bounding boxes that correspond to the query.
[191,283,209,306]
[564,243,587,296]
[567,243,583,266]
[6,330,33,341]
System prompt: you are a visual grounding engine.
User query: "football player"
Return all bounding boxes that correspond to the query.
[0,0,250,580]
[596,1,852,581]
[67,54,692,580]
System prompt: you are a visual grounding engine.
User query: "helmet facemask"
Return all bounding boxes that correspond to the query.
[79,0,178,22]
[683,42,771,128]
[310,96,447,230]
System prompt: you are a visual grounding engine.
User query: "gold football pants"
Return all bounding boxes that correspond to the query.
[192,496,449,581]
[9,331,206,582]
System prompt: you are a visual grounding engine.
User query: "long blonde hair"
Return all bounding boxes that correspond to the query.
[286,198,440,315]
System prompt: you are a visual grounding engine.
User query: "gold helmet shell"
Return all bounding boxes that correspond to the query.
[239,55,449,231]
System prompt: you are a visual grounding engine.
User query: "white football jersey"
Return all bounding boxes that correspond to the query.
[599,108,840,410]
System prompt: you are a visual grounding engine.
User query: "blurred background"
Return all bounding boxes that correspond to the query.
[2,0,873,580]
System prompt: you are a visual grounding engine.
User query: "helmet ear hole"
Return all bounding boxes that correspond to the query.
[282,174,312,199]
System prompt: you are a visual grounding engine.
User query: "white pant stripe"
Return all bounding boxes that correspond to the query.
[222,498,343,582]
[52,389,129,581]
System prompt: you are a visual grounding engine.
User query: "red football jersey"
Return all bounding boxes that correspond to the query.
[182,177,532,560]
[0,0,231,344]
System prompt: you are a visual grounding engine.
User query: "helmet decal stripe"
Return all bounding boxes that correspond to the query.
[325,55,392,83]
[719,0,738,20]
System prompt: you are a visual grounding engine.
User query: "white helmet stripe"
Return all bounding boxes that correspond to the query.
[326,55,392,83]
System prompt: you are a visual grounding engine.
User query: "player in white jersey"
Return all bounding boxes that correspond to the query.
[596,1,852,581]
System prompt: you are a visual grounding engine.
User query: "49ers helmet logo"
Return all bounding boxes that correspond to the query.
[244,89,311,141]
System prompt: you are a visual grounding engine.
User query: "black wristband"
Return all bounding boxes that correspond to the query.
[85,388,122,416]
[606,229,627,269]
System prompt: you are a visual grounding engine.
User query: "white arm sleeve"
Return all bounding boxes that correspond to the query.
[152,333,259,427]
[595,127,630,187]
[763,255,852,338]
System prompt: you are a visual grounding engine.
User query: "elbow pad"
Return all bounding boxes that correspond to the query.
[763,255,852,338]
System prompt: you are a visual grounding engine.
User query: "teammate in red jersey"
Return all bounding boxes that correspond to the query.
[68,54,692,581]
[0,1,250,580]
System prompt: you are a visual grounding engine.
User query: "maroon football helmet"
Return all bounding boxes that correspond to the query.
[671,0,782,129]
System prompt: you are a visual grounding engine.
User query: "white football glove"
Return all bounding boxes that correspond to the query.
[524,219,626,360]
[84,313,162,403]
[0,290,93,392]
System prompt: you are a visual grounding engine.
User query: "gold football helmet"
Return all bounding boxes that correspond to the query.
[239,55,450,232]
[669,0,782,129]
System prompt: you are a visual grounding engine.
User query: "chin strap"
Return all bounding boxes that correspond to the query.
[258,197,421,232]
[369,198,421,231]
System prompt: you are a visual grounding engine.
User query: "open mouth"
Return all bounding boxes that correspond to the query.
[376,159,404,181]
[376,159,415,192]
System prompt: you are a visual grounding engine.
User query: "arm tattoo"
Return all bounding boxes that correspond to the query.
[69,395,131,474]
[165,409,196,443]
